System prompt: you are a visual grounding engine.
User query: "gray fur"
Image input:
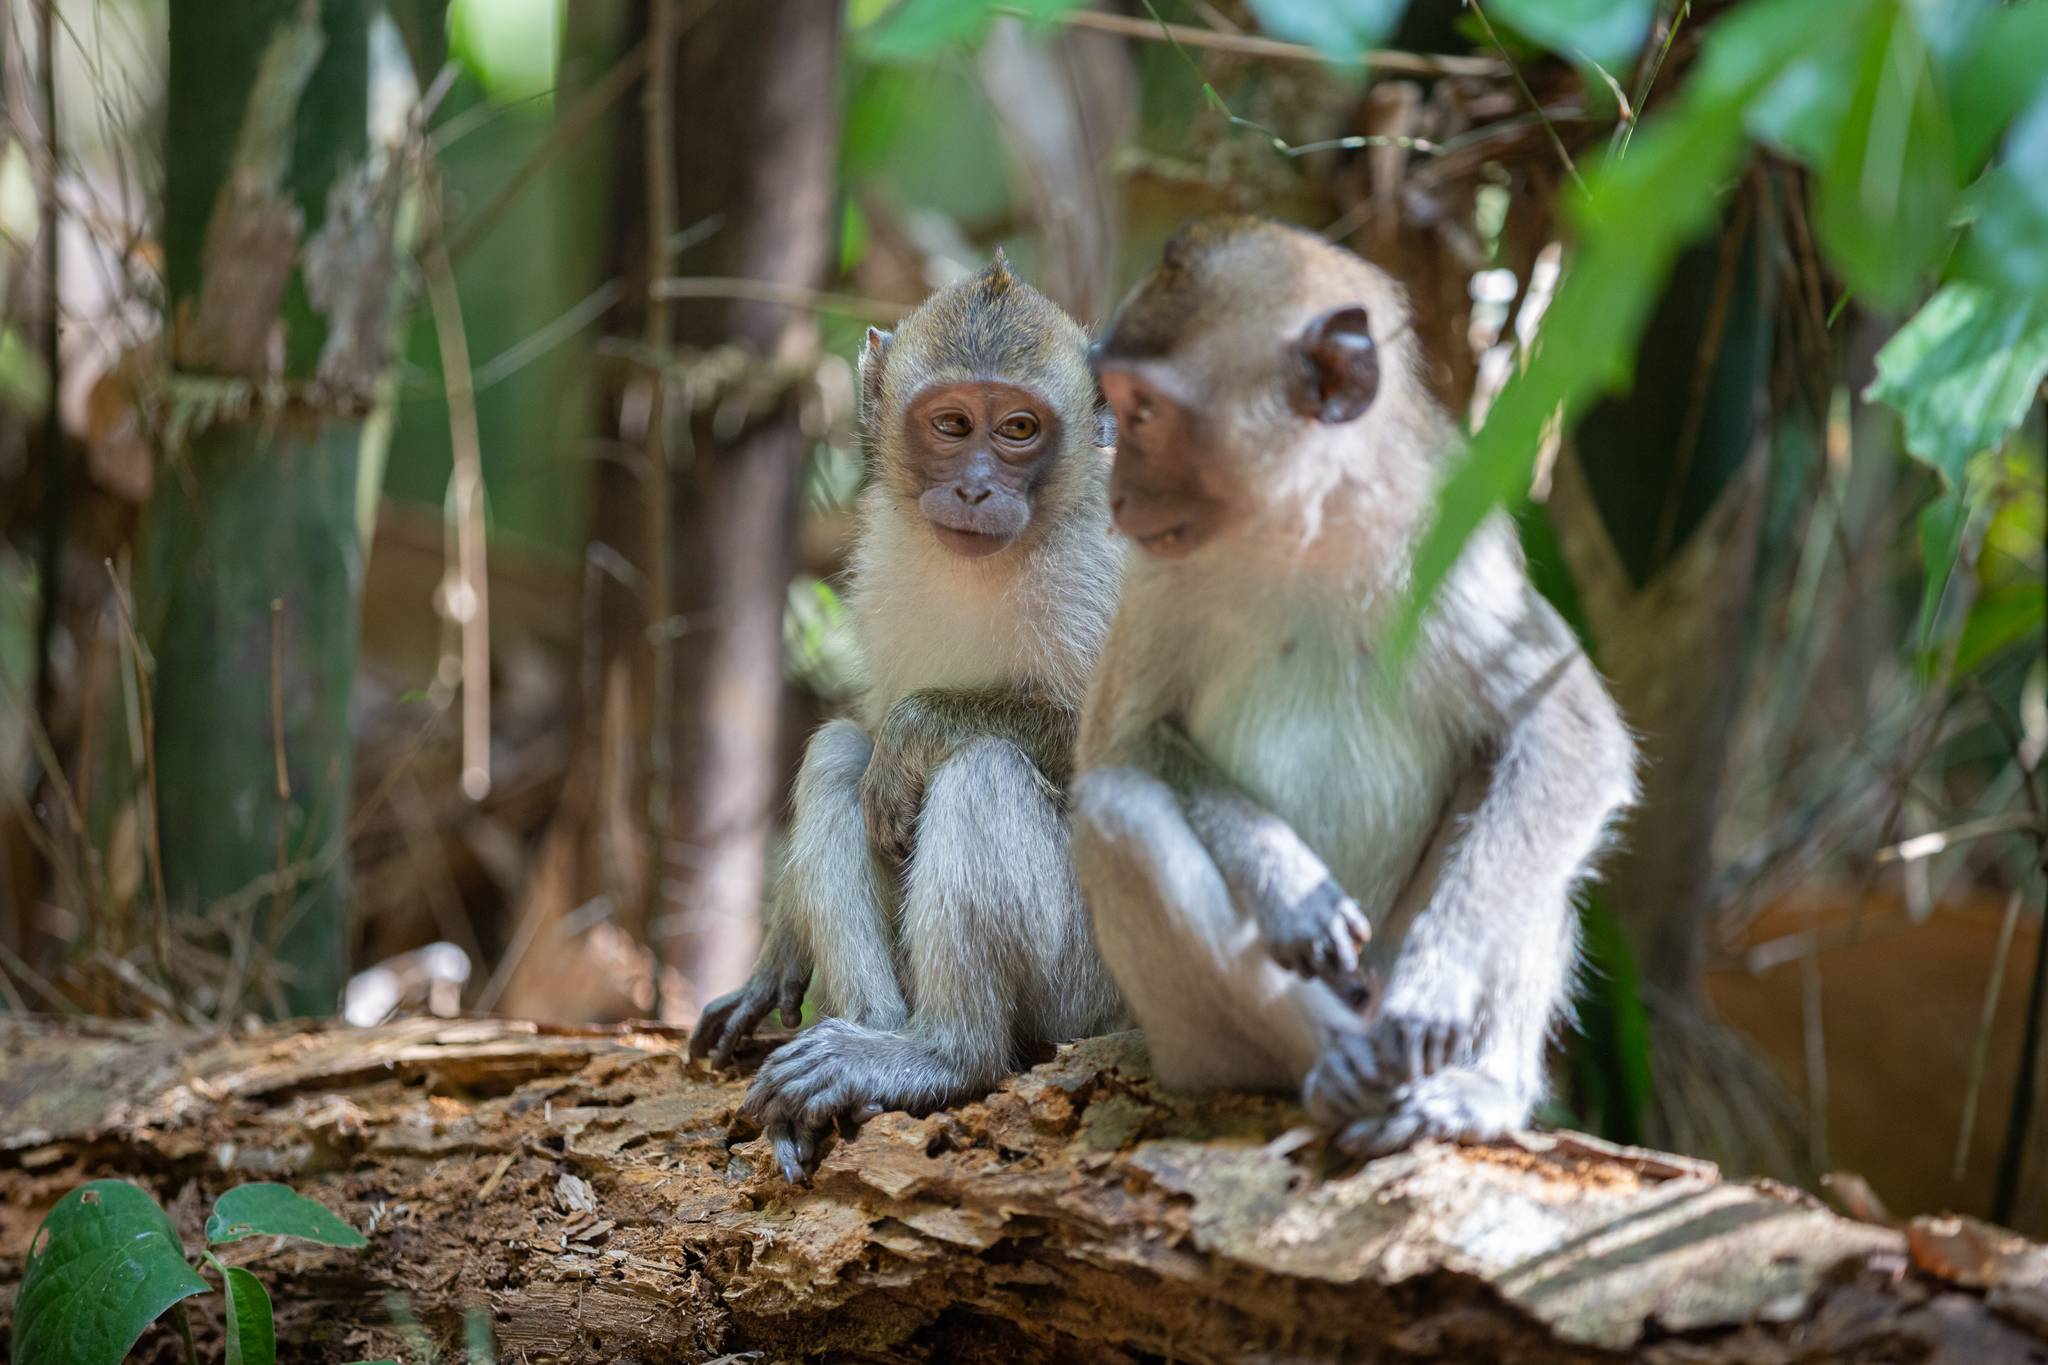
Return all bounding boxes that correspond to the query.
[693,262,1126,1182]
[1075,220,1638,1155]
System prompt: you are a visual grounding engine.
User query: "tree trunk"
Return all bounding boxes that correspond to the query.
[106,0,392,1014]
[2,1016,2044,1364]
[657,0,845,1011]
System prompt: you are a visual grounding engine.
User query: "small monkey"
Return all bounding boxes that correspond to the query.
[690,255,1126,1180]
[1073,218,1637,1155]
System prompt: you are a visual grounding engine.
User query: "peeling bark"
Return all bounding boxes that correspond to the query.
[1,1018,2041,1363]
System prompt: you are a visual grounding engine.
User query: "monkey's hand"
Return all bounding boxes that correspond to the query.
[689,958,810,1070]
[1258,876,1373,990]
[738,1019,967,1184]
[859,737,928,864]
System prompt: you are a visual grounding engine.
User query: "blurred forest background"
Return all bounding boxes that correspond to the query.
[0,0,2043,1239]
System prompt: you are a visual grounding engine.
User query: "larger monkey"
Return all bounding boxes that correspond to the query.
[691,256,1125,1181]
[1073,218,1637,1156]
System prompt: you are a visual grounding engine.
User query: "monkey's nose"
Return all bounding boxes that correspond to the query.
[956,485,992,505]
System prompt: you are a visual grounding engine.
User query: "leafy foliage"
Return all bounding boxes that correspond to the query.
[12,1182,210,1365]
[1389,0,2048,665]
[205,1182,370,1248]
[1244,0,1405,65]
[858,0,1081,60]
[1484,0,1655,72]
[12,1179,369,1365]
[216,1264,276,1365]
[1866,284,2048,489]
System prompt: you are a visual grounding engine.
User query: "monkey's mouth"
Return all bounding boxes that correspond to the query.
[929,524,1015,559]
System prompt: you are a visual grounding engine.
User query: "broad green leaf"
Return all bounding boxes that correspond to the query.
[11,1180,210,1365]
[859,0,1080,60]
[205,1183,367,1248]
[1955,582,2048,677]
[219,1265,277,1365]
[1952,0,2048,166]
[1812,9,1957,310]
[1245,0,1407,65]
[1866,283,2048,487]
[1958,93,2048,307]
[1569,893,1653,1145]
[1915,490,1972,654]
[1745,2,1887,164]
[1389,0,1847,663]
[1485,0,1654,70]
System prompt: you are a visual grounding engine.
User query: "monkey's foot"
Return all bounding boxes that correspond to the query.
[738,1019,973,1184]
[1331,1068,1528,1159]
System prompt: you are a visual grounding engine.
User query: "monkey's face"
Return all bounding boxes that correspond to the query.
[1092,219,1393,560]
[901,380,1060,559]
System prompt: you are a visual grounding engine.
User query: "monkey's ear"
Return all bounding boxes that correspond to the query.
[1093,393,1117,449]
[1286,306,1380,424]
[859,326,894,424]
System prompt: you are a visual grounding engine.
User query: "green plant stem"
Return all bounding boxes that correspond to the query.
[174,1301,200,1365]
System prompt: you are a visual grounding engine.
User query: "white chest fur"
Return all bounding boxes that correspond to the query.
[847,499,1110,724]
[1179,575,1464,917]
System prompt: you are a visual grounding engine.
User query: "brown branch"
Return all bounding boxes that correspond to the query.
[648,276,902,323]
[2,1018,2041,1364]
[1027,6,1506,78]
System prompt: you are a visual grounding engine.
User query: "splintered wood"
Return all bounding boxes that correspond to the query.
[0,1017,2042,1363]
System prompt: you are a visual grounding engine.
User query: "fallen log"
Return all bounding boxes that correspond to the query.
[0,1016,2042,1363]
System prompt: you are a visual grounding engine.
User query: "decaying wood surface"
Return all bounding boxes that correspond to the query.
[1,1017,2044,1363]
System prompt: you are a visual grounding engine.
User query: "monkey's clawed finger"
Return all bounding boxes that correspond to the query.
[766,1118,819,1186]
[1302,1032,1390,1126]
[690,984,774,1068]
[777,974,806,1028]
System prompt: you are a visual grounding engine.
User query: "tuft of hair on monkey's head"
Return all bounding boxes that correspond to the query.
[858,251,1114,561]
[1087,215,1443,560]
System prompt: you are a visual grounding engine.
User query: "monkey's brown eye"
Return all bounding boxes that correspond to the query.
[997,412,1040,442]
[932,412,972,439]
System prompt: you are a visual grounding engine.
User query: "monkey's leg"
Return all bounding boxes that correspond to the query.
[692,719,903,1068]
[743,737,1115,1182]
[1071,767,1358,1094]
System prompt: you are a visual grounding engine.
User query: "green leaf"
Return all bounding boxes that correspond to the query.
[11,1180,211,1365]
[1484,0,1654,70]
[1958,92,2048,308]
[1866,283,2048,486]
[1811,8,1957,310]
[219,1264,277,1365]
[1916,490,1972,654]
[205,1183,368,1248]
[1388,0,1850,664]
[858,0,1080,60]
[1955,581,2048,677]
[1951,0,2048,167]
[1569,893,1653,1146]
[1245,0,1407,64]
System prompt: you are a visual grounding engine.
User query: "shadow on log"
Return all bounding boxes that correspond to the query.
[1,1017,2043,1362]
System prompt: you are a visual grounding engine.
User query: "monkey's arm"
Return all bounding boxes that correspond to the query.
[1083,621,1369,986]
[1369,570,1638,1085]
[1138,724,1373,985]
[860,687,1075,860]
